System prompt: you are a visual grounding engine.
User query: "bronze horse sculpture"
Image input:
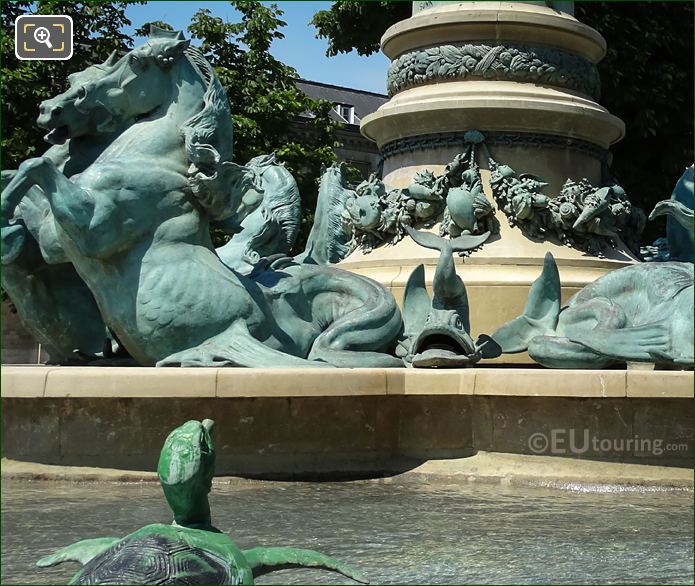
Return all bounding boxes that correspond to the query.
[2,29,402,368]
[1,53,129,362]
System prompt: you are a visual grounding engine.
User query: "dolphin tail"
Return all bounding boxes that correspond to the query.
[242,547,369,584]
[405,225,490,253]
[490,252,561,353]
[405,226,476,329]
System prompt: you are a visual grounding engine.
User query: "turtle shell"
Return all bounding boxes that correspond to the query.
[72,526,243,585]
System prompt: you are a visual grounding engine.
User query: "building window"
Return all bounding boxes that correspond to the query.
[336,104,355,124]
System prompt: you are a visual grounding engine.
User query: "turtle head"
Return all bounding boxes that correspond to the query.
[158,419,215,528]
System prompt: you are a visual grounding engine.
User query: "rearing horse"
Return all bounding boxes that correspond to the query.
[1,52,131,362]
[2,29,402,368]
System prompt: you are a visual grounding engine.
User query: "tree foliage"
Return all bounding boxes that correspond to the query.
[183,2,340,248]
[1,1,142,169]
[311,0,409,57]
[575,2,693,241]
[2,1,341,250]
[311,1,694,243]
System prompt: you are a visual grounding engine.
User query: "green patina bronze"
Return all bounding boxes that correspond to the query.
[648,164,694,263]
[387,42,599,99]
[491,253,693,368]
[296,162,355,264]
[1,53,129,363]
[337,132,497,257]
[215,153,301,274]
[1,28,402,368]
[397,227,500,368]
[487,165,693,369]
[37,419,368,585]
[335,130,645,260]
[379,131,610,164]
[486,147,646,257]
[438,133,498,242]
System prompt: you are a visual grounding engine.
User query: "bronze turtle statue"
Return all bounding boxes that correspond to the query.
[37,419,368,585]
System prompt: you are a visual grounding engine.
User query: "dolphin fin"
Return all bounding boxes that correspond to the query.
[475,334,502,359]
[402,264,431,338]
[157,320,331,368]
[36,537,120,567]
[242,547,369,584]
[567,321,671,362]
[491,252,561,353]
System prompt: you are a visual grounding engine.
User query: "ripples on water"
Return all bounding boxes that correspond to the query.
[2,479,692,584]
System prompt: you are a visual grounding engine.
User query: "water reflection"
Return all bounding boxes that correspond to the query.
[2,480,692,584]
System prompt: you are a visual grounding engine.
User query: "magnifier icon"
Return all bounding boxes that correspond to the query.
[34,26,53,49]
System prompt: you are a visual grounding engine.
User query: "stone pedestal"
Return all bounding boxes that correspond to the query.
[2,367,692,475]
[345,1,636,361]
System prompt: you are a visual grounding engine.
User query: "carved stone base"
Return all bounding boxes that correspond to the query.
[341,222,636,365]
[350,2,637,364]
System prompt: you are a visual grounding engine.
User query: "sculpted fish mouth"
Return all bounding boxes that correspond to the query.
[411,327,480,368]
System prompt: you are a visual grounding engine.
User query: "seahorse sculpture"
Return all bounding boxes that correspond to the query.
[216,153,302,273]
[1,53,128,363]
[1,28,404,368]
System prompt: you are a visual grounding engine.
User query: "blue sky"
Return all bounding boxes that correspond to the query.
[124,1,390,94]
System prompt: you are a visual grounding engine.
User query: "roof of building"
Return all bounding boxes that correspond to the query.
[296,79,388,125]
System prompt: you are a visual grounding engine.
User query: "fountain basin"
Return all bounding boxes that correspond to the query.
[2,366,692,476]
[2,478,693,585]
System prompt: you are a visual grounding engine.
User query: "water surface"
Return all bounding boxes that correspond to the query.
[2,480,692,584]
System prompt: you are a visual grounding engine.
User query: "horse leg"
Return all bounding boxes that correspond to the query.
[3,157,97,248]
[1,170,31,264]
[2,156,144,259]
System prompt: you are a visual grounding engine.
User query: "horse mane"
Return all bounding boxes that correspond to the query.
[247,154,301,248]
[178,43,238,220]
[322,164,354,260]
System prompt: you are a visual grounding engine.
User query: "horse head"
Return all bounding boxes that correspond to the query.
[70,27,192,131]
[37,51,120,143]
[345,172,384,230]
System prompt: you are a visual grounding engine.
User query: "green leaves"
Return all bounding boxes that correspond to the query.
[1,0,341,251]
[1,0,143,168]
[311,1,693,246]
[184,1,339,249]
[576,1,694,243]
[311,0,410,57]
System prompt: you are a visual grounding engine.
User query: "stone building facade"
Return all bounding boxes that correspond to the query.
[296,79,387,178]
